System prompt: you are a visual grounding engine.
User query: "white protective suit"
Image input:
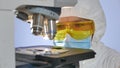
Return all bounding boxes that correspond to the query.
[60,0,120,68]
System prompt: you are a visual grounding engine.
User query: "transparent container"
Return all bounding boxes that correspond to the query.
[54,17,95,49]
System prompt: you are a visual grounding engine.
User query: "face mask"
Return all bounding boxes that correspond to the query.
[54,18,95,49]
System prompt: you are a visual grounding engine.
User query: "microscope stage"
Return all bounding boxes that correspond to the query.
[16,45,95,68]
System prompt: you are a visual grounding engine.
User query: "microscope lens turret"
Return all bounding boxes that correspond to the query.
[31,14,44,35]
[42,19,57,40]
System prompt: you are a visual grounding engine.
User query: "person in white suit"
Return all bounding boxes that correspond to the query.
[60,0,120,68]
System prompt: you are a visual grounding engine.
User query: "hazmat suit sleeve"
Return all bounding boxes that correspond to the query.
[60,0,120,68]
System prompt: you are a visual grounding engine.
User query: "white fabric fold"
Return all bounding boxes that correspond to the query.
[80,42,120,68]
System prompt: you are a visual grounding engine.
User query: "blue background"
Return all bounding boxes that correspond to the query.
[100,0,120,52]
[15,0,120,52]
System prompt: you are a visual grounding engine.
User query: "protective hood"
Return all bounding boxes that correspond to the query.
[60,1,120,68]
[60,0,106,43]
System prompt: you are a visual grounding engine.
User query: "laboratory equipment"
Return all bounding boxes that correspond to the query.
[0,0,77,68]
[0,0,96,68]
[16,45,95,68]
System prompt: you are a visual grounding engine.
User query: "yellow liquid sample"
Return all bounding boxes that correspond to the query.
[54,19,95,40]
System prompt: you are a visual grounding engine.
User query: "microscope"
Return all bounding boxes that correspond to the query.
[0,0,95,68]
[16,5,62,40]
[16,4,95,68]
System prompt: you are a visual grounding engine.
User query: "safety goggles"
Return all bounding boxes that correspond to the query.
[54,20,95,40]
